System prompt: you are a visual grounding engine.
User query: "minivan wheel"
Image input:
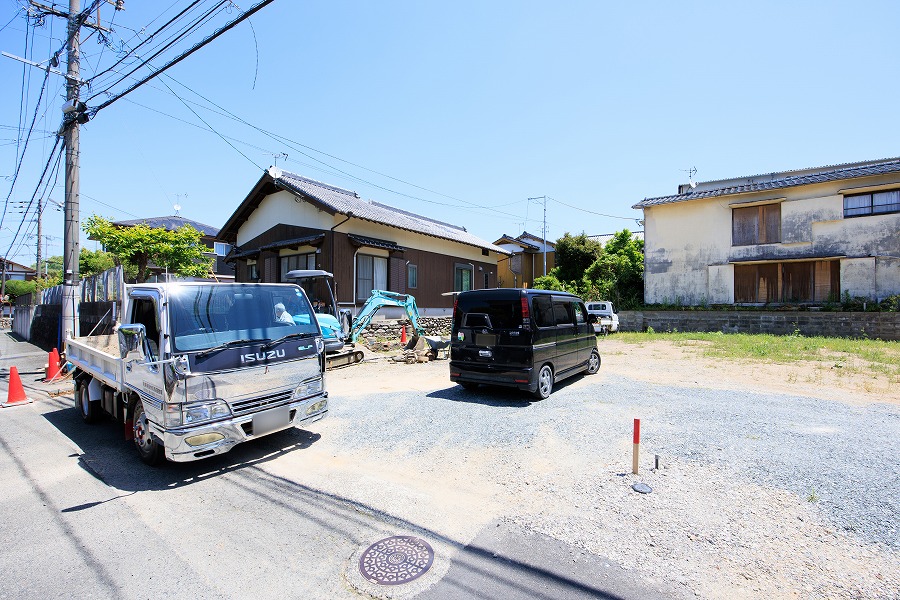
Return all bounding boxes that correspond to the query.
[533,365,553,400]
[587,349,601,374]
[460,382,479,391]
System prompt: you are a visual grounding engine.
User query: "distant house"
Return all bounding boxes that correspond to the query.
[493,232,555,288]
[0,258,37,282]
[633,158,900,305]
[218,168,507,314]
[111,215,235,280]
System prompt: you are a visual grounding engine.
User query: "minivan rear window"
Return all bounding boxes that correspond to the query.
[455,294,522,329]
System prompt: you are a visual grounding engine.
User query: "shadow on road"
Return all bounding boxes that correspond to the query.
[427,376,582,407]
[42,404,322,492]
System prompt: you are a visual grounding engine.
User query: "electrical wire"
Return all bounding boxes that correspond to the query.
[548,196,635,220]
[3,137,62,263]
[85,0,205,88]
[86,0,232,103]
[2,66,53,233]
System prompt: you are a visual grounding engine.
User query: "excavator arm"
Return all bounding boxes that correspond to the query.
[348,290,425,343]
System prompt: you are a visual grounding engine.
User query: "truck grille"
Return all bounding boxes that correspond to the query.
[230,390,293,416]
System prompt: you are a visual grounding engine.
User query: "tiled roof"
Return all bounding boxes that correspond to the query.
[633,158,900,209]
[347,234,405,252]
[519,231,554,247]
[114,215,220,236]
[493,233,540,251]
[269,168,508,254]
[259,233,325,252]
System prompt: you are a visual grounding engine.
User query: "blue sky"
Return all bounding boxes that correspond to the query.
[2,1,898,267]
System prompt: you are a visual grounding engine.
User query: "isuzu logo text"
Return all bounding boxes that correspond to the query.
[240,349,286,363]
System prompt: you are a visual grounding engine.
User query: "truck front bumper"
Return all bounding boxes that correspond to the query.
[157,393,328,462]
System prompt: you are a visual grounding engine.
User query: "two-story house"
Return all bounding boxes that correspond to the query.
[633,158,900,305]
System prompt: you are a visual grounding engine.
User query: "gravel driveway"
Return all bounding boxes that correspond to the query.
[311,344,900,599]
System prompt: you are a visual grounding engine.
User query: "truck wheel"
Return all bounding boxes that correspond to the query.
[533,365,553,400]
[587,349,601,374]
[77,379,99,424]
[132,400,164,466]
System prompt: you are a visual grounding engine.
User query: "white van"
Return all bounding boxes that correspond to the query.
[585,301,618,334]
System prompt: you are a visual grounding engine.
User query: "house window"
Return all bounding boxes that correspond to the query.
[247,261,258,281]
[483,271,490,289]
[407,263,417,289]
[844,189,900,217]
[214,242,232,256]
[454,264,473,292]
[280,253,316,281]
[734,260,839,303]
[357,255,387,300]
[733,204,781,246]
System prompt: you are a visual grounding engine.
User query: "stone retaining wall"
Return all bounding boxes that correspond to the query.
[620,310,900,341]
[357,316,451,344]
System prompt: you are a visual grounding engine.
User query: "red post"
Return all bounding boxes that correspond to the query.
[632,418,640,474]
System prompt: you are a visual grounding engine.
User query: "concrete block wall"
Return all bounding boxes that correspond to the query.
[620,310,900,341]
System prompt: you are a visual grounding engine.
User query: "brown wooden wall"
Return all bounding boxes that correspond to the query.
[234,225,498,309]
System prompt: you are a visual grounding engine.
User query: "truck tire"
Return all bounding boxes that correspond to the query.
[533,364,554,400]
[587,349,601,374]
[77,378,99,424]
[132,399,164,466]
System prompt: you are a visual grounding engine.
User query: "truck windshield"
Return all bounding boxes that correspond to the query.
[168,284,320,352]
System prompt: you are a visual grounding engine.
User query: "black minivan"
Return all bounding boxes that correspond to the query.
[449,288,601,399]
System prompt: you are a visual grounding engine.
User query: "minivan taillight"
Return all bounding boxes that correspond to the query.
[521,296,530,320]
[453,296,458,319]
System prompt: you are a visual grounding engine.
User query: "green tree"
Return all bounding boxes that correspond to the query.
[83,216,213,283]
[79,248,116,278]
[3,278,38,301]
[553,233,603,283]
[584,229,644,309]
[33,255,63,282]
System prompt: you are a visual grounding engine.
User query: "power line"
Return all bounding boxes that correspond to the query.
[85,0,204,86]
[2,65,53,234]
[88,0,272,114]
[86,0,226,97]
[548,196,635,220]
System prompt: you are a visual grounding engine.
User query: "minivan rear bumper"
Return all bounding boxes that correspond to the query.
[449,362,537,392]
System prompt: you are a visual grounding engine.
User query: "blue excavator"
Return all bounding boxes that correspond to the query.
[286,270,429,368]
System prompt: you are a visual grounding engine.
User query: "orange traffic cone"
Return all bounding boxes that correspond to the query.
[2,366,33,408]
[400,325,407,344]
[45,348,61,382]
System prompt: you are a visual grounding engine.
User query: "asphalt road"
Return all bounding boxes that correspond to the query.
[0,334,685,600]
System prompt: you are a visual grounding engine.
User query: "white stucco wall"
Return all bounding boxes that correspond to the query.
[643,197,732,304]
[643,175,900,305]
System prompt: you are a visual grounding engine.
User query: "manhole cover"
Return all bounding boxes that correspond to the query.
[358,536,434,585]
[632,482,652,494]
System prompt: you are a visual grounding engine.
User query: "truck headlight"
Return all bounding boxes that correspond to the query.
[295,378,322,398]
[183,400,231,425]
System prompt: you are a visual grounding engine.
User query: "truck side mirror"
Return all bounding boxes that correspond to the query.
[118,323,147,360]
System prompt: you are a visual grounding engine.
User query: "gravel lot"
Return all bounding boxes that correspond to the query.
[302,338,900,599]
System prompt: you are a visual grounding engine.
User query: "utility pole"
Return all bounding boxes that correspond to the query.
[29,0,117,342]
[528,196,548,276]
[62,0,83,341]
[36,197,42,279]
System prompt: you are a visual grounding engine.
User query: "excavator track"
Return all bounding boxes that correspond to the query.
[325,349,365,369]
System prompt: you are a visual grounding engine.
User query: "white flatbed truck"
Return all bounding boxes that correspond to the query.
[66,278,328,465]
